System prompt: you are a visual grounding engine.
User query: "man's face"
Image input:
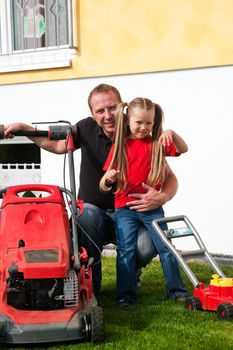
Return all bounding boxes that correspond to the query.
[90,91,121,138]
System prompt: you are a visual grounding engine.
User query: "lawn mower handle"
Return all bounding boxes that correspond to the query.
[0,123,80,270]
[0,124,77,140]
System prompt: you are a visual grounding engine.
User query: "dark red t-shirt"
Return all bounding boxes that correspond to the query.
[103,137,179,208]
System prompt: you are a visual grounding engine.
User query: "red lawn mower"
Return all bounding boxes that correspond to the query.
[0,123,104,344]
[152,215,233,320]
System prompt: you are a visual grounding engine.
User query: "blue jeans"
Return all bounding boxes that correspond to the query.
[115,206,188,301]
[77,203,157,293]
[77,203,115,293]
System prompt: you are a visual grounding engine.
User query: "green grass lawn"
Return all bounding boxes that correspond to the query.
[6,257,233,350]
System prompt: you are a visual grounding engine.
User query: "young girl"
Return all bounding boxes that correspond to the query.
[100,97,188,306]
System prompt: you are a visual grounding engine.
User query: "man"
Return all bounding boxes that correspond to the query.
[4,84,187,298]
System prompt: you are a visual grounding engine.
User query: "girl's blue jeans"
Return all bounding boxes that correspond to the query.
[77,203,151,293]
[115,206,188,301]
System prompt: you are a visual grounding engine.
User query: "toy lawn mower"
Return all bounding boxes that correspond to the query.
[152,215,233,320]
[0,123,104,344]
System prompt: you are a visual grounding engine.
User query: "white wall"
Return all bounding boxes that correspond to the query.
[1,66,233,254]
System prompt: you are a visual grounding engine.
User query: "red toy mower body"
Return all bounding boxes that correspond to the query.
[189,276,233,320]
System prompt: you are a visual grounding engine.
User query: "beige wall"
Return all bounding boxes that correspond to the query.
[1,0,233,85]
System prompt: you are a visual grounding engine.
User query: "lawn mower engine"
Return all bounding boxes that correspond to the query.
[6,266,77,310]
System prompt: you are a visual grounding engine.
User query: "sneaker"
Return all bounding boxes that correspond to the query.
[93,282,101,295]
[136,268,142,288]
[136,277,142,288]
[175,295,188,302]
[118,299,130,308]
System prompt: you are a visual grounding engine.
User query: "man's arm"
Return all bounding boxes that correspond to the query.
[126,164,178,212]
[4,123,66,154]
[160,163,178,202]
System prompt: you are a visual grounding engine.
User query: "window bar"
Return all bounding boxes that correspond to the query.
[6,1,13,54]
[67,0,73,48]
[50,0,59,47]
[14,0,26,53]
[36,0,46,50]
[55,1,60,47]
[44,1,49,48]
[21,3,25,52]
[33,0,37,51]
[0,16,2,55]
[0,0,11,55]
[64,0,68,46]
[54,0,66,47]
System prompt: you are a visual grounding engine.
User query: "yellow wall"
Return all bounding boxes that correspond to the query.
[1,0,233,85]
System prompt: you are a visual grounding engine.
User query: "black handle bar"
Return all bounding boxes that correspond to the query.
[0,124,77,141]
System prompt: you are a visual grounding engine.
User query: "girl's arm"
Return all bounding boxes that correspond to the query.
[100,169,119,192]
[159,129,188,154]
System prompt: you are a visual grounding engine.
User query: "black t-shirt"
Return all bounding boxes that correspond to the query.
[74,117,114,210]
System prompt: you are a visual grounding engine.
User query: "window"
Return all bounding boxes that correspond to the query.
[0,143,40,164]
[0,138,41,193]
[0,0,76,72]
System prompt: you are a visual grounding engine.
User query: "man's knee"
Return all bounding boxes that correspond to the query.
[77,203,115,247]
[136,227,157,267]
[77,203,107,234]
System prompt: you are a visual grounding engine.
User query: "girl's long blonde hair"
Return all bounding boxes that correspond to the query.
[100,97,166,192]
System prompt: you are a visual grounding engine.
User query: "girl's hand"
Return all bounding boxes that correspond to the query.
[105,169,119,185]
[159,129,188,153]
[158,129,173,147]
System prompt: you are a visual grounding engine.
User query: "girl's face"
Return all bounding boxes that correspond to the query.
[128,108,154,139]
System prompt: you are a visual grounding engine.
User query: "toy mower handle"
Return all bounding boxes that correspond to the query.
[0,124,77,141]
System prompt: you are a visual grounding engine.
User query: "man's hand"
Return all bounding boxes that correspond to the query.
[4,123,27,138]
[4,122,66,154]
[126,183,169,212]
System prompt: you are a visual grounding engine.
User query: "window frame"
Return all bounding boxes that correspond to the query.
[0,0,76,73]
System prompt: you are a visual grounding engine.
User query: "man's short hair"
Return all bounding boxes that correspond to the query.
[88,84,122,111]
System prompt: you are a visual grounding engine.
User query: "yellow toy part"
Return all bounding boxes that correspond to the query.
[210,274,233,287]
